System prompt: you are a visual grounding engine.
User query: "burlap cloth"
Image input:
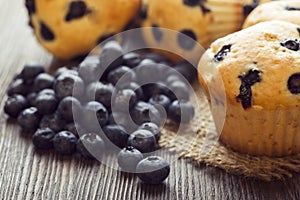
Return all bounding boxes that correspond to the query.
[159,83,300,181]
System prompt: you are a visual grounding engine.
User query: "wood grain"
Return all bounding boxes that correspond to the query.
[0,0,300,199]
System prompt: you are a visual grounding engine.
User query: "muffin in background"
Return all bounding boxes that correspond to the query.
[243,0,300,28]
[198,20,300,157]
[140,0,243,62]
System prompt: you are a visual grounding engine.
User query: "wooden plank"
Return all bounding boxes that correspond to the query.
[0,0,300,199]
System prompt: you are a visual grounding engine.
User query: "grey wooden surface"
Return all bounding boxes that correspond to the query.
[0,0,300,199]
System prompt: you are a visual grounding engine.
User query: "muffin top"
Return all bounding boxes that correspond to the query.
[243,0,300,28]
[198,20,300,110]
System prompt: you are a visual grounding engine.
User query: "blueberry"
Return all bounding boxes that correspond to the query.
[108,112,138,132]
[168,100,195,123]
[103,124,129,148]
[127,129,156,153]
[86,82,114,108]
[7,79,30,96]
[107,66,137,86]
[4,95,28,118]
[38,88,55,96]
[112,89,137,112]
[78,55,101,83]
[35,92,58,115]
[138,122,161,141]
[168,81,190,100]
[136,60,161,83]
[65,122,85,138]
[53,131,77,154]
[40,113,66,133]
[17,107,40,132]
[76,133,105,158]
[280,40,299,51]
[288,72,300,94]
[148,94,171,111]
[214,44,232,62]
[26,92,37,106]
[99,41,124,73]
[136,156,170,184]
[117,146,143,172]
[40,21,55,41]
[130,101,162,126]
[65,1,91,22]
[172,61,197,83]
[55,67,79,78]
[20,63,45,84]
[32,128,55,149]
[123,52,142,68]
[33,73,54,92]
[142,83,170,99]
[54,74,84,99]
[165,75,185,85]
[118,82,144,100]
[57,96,82,122]
[83,101,108,131]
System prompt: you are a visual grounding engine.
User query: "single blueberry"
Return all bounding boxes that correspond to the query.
[57,96,82,122]
[20,63,45,84]
[99,41,124,73]
[168,100,195,123]
[148,94,171,112]
[103,124,129,148]
[138,122,161,141]
[83,101,108,131]
[117,146,143,172]
[118,82,144,100]
[78,55,101,84]
[54,73,85,99]
[32,128,55,149]
[65,1,91,22]
[7,79,30,96]
[33,73,54,92]
[35,92,58,115]
[40,113,66,133]
[136,156,170,184]
[112,89,137,112]
[4,94,28,118]
[17,107,40,132]
[123,52,142,68]
[214,44,232,62]
[76,133,105,159]
[107,66,137,86]
[168,81,190,101]
[130,101,162,126]
[86,82,115,108]
[53,131,77,155]
[127,129,156,153]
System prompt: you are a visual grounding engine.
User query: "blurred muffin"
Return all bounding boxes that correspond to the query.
[244,0,300,28]
[198,20,300,156]
[26,0,140,60]
[139,0,243,62]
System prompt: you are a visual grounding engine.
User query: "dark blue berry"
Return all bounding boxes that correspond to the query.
[65,122,85,138]
[127,129,156,153]
[78,55,101,84]
[65,1,91,22]
[99,41,124,73]
[123,52,142,68]
[4,95,28,118]
[130,101,162,126]
[86,82,115,108]
[168,100,195,123]
[148,94,171,111]
[40,113,66,133]
[136,59,161,83]
[280,40,299,51]
[26,92,37,106]
[117,146,143,172]
[32,128,55,149]
[168,81,190,100]
[138,122,161,141]
[136,156,170,184]
[7,79,30,96]
[118,82,144,100]
[76,133,105,158]
[35,92,58,115]
[103,125,129,148]
[33,73,54,92]
[107,66,137,86]
[17,107,40,132]
[57,96,82,122]
[83,101,108,131]
[53,131,77,154]
[288,72,300,94]
[142,83,170,99]
[20,63,45,84]
[112,89,137,112]
[54,74,85,99]
[214,44,232,62]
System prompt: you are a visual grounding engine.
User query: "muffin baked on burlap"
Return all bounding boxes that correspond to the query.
[243,0,300,28]
[198,20,300,157]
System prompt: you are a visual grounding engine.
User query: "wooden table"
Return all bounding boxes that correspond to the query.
[1,1,299,199]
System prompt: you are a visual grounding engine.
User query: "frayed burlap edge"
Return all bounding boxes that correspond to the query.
[159,83,300,181]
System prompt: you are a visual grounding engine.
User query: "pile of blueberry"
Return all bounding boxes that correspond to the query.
[4,41,196,184]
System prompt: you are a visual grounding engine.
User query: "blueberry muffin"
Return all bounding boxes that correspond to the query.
[243,0,300,28]
[25,0,140,60]
[198,20,300,156]
[139,0,243,62]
